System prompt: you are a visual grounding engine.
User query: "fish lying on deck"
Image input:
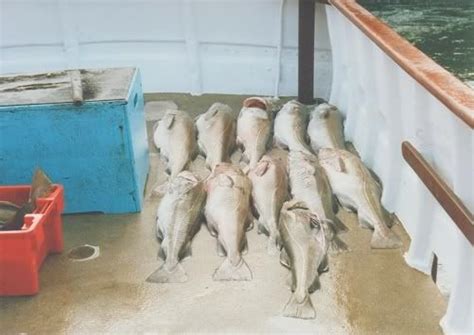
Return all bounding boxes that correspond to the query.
[248,154,288,255]
[205,163,253,281]
[288,150,348,253]
[307,103,346,152]
[0,169,53,231]
[319,148,402,249]
[273,100,312,155]
[147,171,205,283]
[196,103,236,170]
[153,110,197,178]
[237,97,273,169]
[279,200,329,319]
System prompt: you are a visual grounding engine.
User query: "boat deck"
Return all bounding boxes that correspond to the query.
[0,94,447,334]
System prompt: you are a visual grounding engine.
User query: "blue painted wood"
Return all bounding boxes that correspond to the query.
[0,68,149,214]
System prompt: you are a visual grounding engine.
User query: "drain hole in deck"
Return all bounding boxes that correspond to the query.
[68,245,100,262]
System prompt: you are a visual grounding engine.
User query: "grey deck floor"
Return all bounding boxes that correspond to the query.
[0,94,446,334]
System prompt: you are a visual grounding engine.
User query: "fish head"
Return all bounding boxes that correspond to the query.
[278,100,302,116]
[243,97,268,111]
[170,171,201,195]
[311,103,338,121]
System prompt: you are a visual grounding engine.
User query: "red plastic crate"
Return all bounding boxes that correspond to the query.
[0,184,64,296]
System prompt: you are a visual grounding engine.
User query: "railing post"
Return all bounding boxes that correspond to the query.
[298,0,316,104]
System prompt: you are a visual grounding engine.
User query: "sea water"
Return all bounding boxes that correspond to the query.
[359,0,474,88]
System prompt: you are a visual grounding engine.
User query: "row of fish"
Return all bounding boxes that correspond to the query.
[148,97,402,319]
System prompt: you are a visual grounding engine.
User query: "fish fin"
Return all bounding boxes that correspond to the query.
[254,160,270,177]
[329,235,349,254]
[332,216,348,233]
[179,243,192,261]
[155,224,164,242]
[286,272,295,291]
[282,294,316,319]
[266,237,280,256]
[370,228,402,249]
[163,113,175,129]
[308,275,321,293]
[383,209,396,228]
[207,222,218,237]
[241,236,249,255]
[332,195,340,214]
[29,168,53,204]
[158,244,167,261]
[152,181,169,197]
[213,258,252,281]
[280,249,291,269]
[258,221,269,236]
[358,216,373,230]
[146,263,187,283]
[318,255,329,273]
[216,240,226,257]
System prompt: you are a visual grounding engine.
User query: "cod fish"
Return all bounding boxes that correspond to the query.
[318,148,402,249]
[196,103,236,169]
[307,103,345,152]
[237,97,273,169]
[274,100,312,154]
[279,200,329,319]
[0,169,53,231]
[153,110,197,178]
[288,150,348,252]
[248,154,288,255]
[147,171,206,283]
[205,163,253,281]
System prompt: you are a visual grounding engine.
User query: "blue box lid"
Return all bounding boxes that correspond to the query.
[0,67,136,107]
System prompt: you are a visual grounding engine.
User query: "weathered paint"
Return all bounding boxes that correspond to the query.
[0,68,149,214]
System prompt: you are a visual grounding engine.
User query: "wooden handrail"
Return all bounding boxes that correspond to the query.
[329,0,474,128]
[402,141,474,245]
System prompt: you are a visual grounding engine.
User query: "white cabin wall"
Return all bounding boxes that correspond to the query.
[326,6,473,335]
[0,0,332,99]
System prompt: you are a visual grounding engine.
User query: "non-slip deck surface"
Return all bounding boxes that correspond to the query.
[0,94,447,334]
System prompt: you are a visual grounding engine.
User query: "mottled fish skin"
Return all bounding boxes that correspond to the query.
[196,103,236,170]
[153,110,197,178]
[273,100,312,155]
[307,103,345,152]
[0,168,53,231]
[147,171,206,283]
[318,148,402,249]
[288,151,347,252]
[0,201,20,227]
[205,163,253,281]
[279,200,329,319]
[248,155,288,255]
[237,97,272,169]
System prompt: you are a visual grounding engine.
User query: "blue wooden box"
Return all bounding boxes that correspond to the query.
[0,67,149,214]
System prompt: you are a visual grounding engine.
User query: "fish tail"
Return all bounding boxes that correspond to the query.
[370,225,402,249]
[266,235,281,256]
[282,293,316,319]
[213,257,252,281]
[146,263,187,283]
